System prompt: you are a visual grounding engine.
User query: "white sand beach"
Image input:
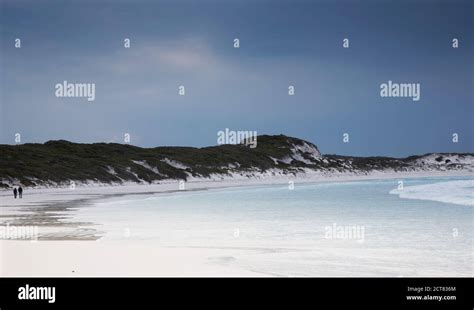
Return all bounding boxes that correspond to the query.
[1,170,472,277]
[2,169,472,207]
[0,241,267,277]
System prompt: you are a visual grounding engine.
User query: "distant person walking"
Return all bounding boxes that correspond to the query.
[18,186,23,198]
[13,187,17,199]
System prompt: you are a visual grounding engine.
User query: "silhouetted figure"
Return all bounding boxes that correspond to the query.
[13,187,17,199]
[18,186,23,198]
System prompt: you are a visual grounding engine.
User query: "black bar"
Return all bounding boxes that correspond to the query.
[0,278,472,309]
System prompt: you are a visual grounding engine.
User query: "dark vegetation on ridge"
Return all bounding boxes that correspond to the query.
[0,135,471,188]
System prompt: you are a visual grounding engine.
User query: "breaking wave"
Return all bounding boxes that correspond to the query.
[390,179,474,206]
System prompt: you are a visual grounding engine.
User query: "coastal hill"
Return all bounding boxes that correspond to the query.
[0,135,472,188]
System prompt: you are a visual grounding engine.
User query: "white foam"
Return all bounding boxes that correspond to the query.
[390,179,474,206]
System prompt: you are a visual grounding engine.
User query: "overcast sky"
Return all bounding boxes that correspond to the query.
[1,0,472,156]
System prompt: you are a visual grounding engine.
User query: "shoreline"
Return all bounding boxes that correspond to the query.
[0,170,471,241]
[1,171,472,277]
[2,169,472,199]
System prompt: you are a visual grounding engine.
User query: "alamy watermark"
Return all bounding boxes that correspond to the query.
[217,128,257,148]
[55,80,95,102]
[380,80,420,101]
[325,223,365,242]
[18,284,55,303]
[0,223,38,241]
